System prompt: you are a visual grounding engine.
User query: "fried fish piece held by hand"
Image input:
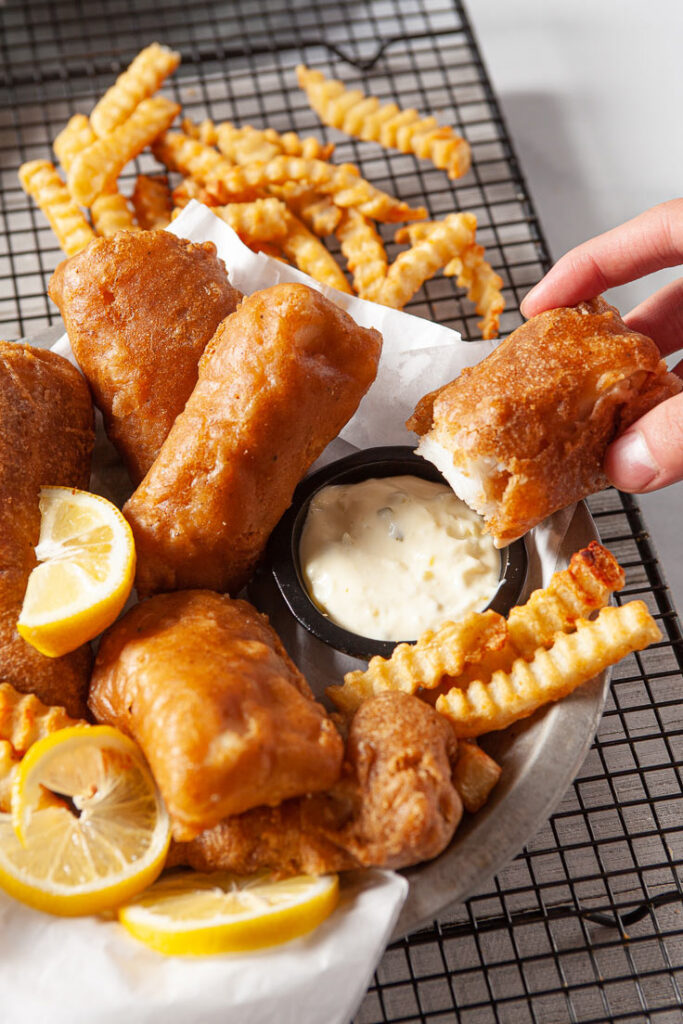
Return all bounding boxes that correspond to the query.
[171,692,462,876]
[0,343,94,717]
[124,283,382,597]
[49,230,242,485]
[89,591,344,841]
[408,297,682,546]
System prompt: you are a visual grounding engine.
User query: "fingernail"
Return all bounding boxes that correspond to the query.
[607,430,659,491]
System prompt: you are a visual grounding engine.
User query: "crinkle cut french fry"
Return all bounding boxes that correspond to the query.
[0,682,82,755]
[210,198,290,242]
[270,183,342,236]
[172,176,215,210]
[216,122,282,165]
[69,96,180,206]
[452,740,502,813]
[181,117,219,147]
[90,42,180,138]
[91,189,138,235]
[249,241,289,263]
[280,210,352,293]
[335,207,388,301]
[0,742,16,814]
[425,541,626,704]
[395,218,503,337]
[216,121,334,165]
[0,682,84,810]
[321,160,425,222]
[170,122,336,214]
[202,150,426,223]
[131,173,173,229]
[437,602,661,738]
[394,221,433,245]
[289,191,341,237]
[153,132,264,202]
[444,244,505,341]
[154,131,231,180]
[53,113,96,173]
[158,129,421,222]
[509,541,625,656]
[18,160,95,256]
[327,610,507,714]
[280,130,335,161]
[377,212,477,309]
[52,114,138,239]
[451,541,626,692]
[297,64,471,180]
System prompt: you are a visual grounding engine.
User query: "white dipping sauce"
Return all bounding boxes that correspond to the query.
[299,474,500,642]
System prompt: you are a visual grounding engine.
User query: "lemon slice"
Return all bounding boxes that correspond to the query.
[2,725,170,916]
[119,870,340,956]
[17,486,136,657]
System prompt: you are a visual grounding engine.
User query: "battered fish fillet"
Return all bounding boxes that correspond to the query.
[408,297,682,546]
[88,590,344,841]
[124,283,382,597]
[0,342,94,717]
[48,230,242,485]
[169,692,462,875]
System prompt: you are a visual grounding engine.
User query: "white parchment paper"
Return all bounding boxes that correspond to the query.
[0,868,407,1024]
[19,201,574,1024]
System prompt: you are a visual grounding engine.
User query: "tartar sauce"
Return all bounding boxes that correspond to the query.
[299,474,500,642]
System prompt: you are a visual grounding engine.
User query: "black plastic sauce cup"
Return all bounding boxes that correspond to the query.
[265,445,528,661]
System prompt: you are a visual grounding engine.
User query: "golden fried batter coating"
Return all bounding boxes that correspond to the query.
[0,343,94,717]
[409,297,682,546]
[124,283,382,597]
[89,591,344,841]
[49,230,242,485]
[170,692,462,875]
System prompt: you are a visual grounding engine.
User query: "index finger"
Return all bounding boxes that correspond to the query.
[521,199,683,318]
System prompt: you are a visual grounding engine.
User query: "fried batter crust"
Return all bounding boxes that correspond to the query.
[408,297,682,545]
[49,230,242,485]
[124,283,382,597]
[0,342,94,717]
[169,692,462,875]
[89,590,344,841]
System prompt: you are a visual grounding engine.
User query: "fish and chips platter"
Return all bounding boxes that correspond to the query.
[1,31,673,1024]
[44,204,609,937]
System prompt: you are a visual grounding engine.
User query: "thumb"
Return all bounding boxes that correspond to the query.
[605,391,683,492]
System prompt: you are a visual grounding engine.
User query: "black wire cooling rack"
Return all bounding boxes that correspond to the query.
[1,1,682,1020]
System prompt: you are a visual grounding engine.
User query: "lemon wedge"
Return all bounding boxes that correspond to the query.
[17,486,135,657]
[2,725,170,916]
[118,870,340,956]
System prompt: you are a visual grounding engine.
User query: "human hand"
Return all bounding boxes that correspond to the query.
[520,200,683,493]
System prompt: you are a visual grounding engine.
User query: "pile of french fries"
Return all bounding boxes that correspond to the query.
[329,542,662,813]
[18,43,505,339]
